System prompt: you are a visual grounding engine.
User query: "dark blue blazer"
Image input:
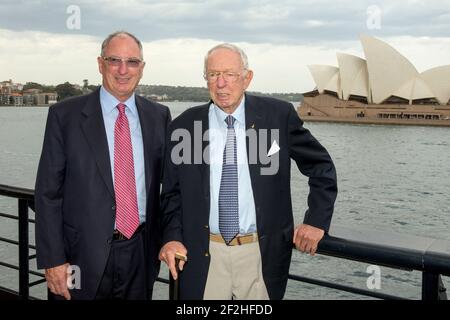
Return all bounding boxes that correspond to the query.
[161,94,337,299]
[35,88,171,299]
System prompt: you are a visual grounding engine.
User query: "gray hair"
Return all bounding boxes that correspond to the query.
[203,43,249,75]
[100,31,143,58]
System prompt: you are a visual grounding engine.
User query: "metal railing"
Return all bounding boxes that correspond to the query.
[0,184,36,300]
[291,226,448,300]
[1,183,448,300]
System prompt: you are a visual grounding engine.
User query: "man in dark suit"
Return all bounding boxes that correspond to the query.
[35,31,171,299]
[159,43,337,299]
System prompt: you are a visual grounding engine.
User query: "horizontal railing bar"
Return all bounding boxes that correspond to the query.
[0,261,19,271]
[0,236,19,246]
[0,212,35,224]
[0,184,34,201]
[316,226,450,277]
[0,212,18,220]
[29,270,45,278]
[288,274,409,300]
[29,279,47,287]
[0,286,40,300]
[317,239,416,271]
[0,261,44,278]
[0,236,37,250]
[156,277,169,285]
[0,286,20,300]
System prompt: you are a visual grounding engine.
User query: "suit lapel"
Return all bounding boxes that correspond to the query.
[244,94,265,218]
[245,93,264,165]
[197,103,211,203]
[135,95,156,199]
[80,89,115,198]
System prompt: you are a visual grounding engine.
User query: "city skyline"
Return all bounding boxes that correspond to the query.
[1,0,449,93]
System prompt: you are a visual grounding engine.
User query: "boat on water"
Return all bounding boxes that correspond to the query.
[299,35,450,127]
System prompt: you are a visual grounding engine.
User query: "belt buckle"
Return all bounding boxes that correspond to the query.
[231,234,245,246]
[113,230,125,240]
[235,233,256,245]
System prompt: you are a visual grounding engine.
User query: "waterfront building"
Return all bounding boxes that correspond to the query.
[300,35,450,125]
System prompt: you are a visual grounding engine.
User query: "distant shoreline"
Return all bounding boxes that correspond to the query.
[0,104,50,108]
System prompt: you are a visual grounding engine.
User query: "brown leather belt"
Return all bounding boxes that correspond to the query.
[209,233,258,246]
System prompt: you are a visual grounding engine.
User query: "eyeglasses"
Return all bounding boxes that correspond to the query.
[204,71,244,83]
[102,56,143,68]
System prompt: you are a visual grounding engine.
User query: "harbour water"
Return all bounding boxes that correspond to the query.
[1,101,449,299]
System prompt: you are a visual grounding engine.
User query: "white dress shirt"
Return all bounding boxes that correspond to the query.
[208,96,257,234]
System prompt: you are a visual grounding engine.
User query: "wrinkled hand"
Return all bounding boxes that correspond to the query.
[159,241,188,280]
[293,224,325,256]
[45,263,71,300]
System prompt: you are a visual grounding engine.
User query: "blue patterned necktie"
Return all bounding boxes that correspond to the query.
[219,115,239,244]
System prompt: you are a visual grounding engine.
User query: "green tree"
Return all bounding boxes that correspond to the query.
[23,82,56,93]
[22,82,44,91]
[55,82,83,101]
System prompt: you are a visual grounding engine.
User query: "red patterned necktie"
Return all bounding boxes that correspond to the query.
[114,103,139,239]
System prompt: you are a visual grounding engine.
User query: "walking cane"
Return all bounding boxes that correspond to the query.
[169,252,187,300]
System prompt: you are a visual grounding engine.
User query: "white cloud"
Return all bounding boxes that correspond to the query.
[0,29,100,86]
[384,36,450,73]
[304,20,326,28]
[1,29,449,94]
[1,0,449,44]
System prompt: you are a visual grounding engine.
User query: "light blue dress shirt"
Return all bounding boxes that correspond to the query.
[208,96,257,234]
[99,86,146,224]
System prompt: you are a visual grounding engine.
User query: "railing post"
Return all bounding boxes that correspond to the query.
[422,272,447,300]
[18,199,29,300]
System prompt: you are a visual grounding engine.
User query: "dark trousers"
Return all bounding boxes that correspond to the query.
[95,226,147,300]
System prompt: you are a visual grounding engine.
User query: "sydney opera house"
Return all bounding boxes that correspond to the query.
[299,35,450,126]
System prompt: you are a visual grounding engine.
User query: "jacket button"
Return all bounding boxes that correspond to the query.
[107,239,112,244]
[204,225,209,229]
[111,205,116,210]
[205,252,209,257]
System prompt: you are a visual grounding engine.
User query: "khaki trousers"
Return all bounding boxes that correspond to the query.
[203,239,269,300]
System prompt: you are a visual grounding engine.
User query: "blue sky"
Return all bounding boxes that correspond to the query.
[1,0,449,92]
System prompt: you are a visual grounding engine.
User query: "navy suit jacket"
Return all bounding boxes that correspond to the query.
[161,94,337,299]
[35,88,171,299]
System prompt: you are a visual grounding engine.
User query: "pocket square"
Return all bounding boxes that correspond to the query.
[267,140,280,157]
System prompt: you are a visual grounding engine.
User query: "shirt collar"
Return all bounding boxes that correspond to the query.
[212,95,246,127]
[100,86,137,115]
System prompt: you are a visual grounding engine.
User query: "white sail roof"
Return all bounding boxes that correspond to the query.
[307,65,342,98]
[420,66,450,104]
[337,53,369,100]
[392,77,436,102]
[307,35,449,105]
[360,34,421,104]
